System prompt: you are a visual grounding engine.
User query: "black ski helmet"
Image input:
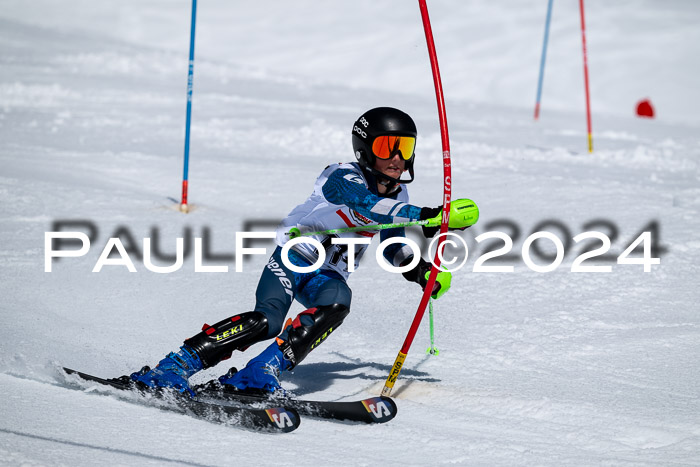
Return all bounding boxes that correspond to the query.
[352,107,417,185]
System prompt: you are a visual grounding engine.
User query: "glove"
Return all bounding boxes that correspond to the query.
[402,258,452,300]
[419,199,480,237]
[419,206,442,237]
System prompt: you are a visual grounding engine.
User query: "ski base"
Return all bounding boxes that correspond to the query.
[62,368,300,433]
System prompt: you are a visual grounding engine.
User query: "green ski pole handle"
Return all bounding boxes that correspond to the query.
[423,198,479,230]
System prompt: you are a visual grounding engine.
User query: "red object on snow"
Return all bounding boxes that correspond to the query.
[636,99,655,118]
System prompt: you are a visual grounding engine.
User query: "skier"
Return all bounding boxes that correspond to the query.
[131,107,476,396]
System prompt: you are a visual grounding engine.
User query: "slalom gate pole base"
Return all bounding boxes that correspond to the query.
[180,179,189,214]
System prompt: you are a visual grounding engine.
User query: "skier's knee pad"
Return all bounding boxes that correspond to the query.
[279,303,350,369]
[185,311,268,368]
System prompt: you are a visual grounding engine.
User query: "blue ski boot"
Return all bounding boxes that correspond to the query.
[130,345,203,397]
[218,340,292,395]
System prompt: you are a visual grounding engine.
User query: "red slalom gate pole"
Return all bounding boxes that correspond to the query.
[381,0,452,397]
[579,0,593,152]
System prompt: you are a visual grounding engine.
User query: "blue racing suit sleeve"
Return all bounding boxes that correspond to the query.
[322,168,423,224]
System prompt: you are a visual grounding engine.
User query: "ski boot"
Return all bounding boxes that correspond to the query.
[130,345,202,397]
[218,303,350,395]
[218,340,292,395]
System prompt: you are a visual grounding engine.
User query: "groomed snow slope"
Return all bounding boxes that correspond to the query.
[1,1,699,465]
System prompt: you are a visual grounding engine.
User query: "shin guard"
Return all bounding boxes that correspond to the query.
[184,311,268,368]
[278,304,350,369]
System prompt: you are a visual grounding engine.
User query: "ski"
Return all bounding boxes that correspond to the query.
[61,368,300,433]
[194,382,397,424]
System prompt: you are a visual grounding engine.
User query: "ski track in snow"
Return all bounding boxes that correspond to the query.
[1,1,699,466]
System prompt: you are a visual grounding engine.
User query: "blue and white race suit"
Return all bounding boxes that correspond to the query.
[255,162,424,337]
[275,162,423,277]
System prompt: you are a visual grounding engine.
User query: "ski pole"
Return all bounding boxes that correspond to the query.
[287,220,429,239]
[287,198,478,239]
[426,299,439,356]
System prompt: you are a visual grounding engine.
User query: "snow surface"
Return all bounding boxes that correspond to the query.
[1,1,699,465]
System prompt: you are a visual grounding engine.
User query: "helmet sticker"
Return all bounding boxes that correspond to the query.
[353,125,367,139]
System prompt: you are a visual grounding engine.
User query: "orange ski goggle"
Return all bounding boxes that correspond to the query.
[371,135,416,160]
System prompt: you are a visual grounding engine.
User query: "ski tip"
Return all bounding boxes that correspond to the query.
[361,396,397,423]
[61,367,134,391]
[263,407,301,433]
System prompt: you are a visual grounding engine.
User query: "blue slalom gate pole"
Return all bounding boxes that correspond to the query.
[534,0,553,120]
[180,0,197,213]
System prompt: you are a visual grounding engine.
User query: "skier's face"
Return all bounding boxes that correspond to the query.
[373,152,406,180]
